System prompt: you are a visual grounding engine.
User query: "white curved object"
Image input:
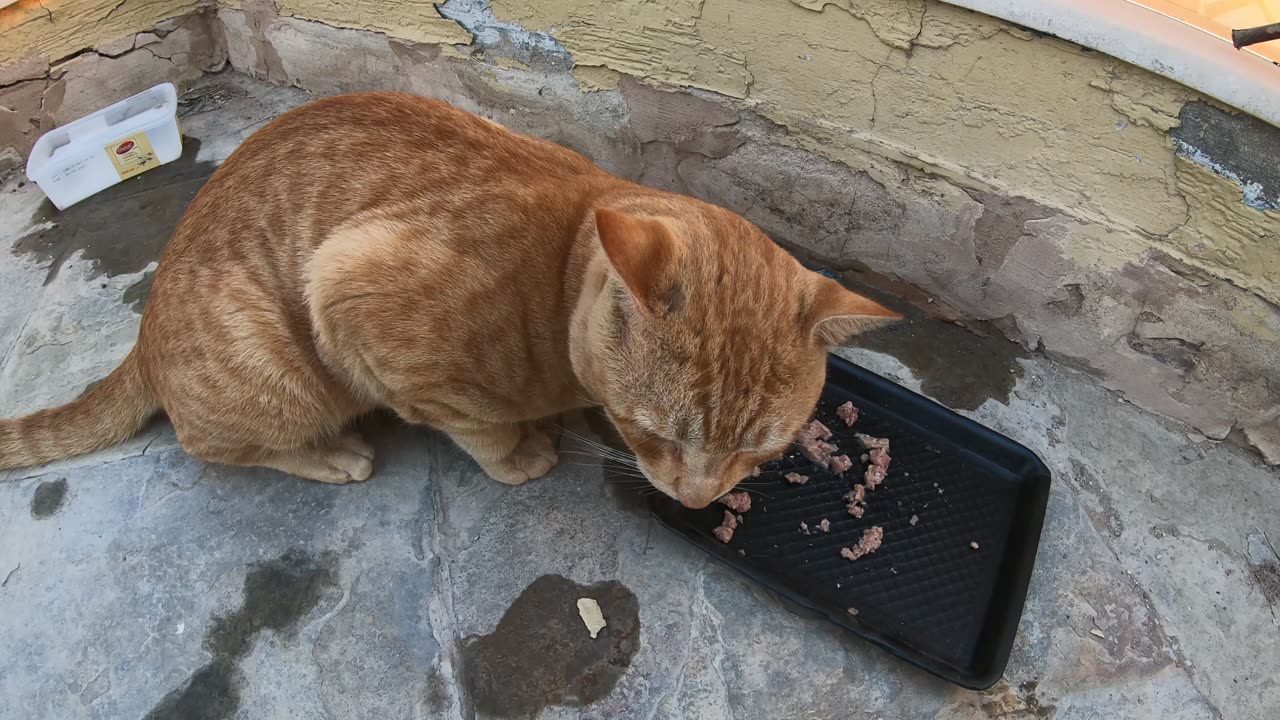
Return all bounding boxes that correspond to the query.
[26,83,183,210]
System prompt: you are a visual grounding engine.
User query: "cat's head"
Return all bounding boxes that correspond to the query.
[573,201,900,509]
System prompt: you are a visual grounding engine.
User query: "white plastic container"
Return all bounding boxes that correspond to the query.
[26,83,182,210]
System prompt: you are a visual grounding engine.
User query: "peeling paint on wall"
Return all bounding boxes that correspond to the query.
[1171,101,1280,212]
[274,0,471,47]
[1166,157,1280,304]
[0,0,203,64]
[789,0,925,51]
[1,11,222,166]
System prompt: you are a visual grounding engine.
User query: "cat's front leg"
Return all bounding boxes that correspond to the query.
[444,421,559,485]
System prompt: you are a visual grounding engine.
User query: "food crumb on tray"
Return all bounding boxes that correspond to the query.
[836,401,859,426]
[798,419,838,467]
[855,433,889,451]
[784,471,809,485]
[713,499,749,543]
[970,541,980,550]
[863,464,887,489]
[863,444,891,490]
[800,419,833,443]
[840,526,884,562]
[909,514,919,526]
[800,521,810,535]
[722,510,738,530]
[843,485,867,517]
[829,454,853,474]
[718,491,752,513]
[818,518,830,533]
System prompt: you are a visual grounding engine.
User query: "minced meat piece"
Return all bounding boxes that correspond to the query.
[868,447,890,468]
[722,510,738,530]
[843,485,867,517]
[799,419,833,443]
[863,463,887,490]
[799,521,810,535]
[840,526,884,562]
[836,401,859,426]
[855,433,890,452]
[818,518,831,533]
[970,541,980,550]
[799,438,838,467]
[713,525,734,543]
[718,491,752,513]
[784,472,809,485]
[829,454,853,474]
[797,419,838,467]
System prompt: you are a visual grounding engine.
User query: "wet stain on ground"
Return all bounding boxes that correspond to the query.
[30,478,68,519]
[831,268,1027,410]
[143,548,337,720]
[856,316,1026,411]
[459,574,640,718]
[12,138,214,291]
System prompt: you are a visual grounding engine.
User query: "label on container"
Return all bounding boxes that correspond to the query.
[105,132,158,181]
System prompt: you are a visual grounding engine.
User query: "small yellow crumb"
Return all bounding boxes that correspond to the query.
[577,598,607,639]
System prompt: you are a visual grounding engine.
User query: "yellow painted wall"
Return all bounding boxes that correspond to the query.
[485,0,1279,304]
[272,0,468,46]
[0,0,201,64]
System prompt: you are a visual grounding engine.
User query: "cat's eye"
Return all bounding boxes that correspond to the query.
[648,435,683,460]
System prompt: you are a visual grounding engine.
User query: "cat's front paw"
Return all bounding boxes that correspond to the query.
[484,430,559,485]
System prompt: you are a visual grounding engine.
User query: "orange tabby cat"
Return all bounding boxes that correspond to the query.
[0,93,898,508]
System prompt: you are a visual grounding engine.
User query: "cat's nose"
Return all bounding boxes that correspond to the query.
[677,486,718,509]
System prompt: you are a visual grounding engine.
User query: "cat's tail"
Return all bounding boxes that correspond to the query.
[0,350,160,471]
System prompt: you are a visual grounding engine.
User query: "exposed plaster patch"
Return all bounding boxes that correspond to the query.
[439,0,569,66]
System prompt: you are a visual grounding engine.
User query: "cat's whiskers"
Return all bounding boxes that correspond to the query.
[557,427,639,467]
[557,450,642,472]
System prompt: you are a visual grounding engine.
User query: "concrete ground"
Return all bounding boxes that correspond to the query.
[1,73,1277,720]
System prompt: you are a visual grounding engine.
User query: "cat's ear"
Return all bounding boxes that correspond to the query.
[595,208,682,314]
[805,275,901,346]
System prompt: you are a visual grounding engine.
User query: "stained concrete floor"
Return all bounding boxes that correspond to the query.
[1,73,1278,720]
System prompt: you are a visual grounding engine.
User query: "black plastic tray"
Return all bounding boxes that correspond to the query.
[648,355,1051,689]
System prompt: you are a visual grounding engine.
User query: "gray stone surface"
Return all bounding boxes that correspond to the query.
[1,73,1278,720]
